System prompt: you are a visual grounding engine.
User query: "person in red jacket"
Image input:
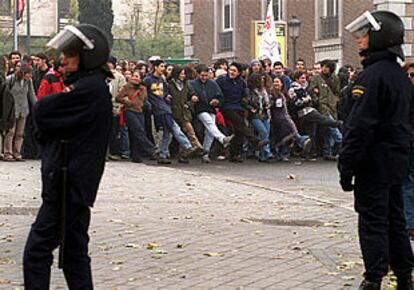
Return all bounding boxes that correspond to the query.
[36,59,65,99]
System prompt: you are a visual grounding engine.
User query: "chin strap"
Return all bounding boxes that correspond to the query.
[359,49,369,57]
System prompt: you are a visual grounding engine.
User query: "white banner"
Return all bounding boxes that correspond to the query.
[258,0,281,64]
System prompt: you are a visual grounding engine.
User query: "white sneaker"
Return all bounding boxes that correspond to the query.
[217,155,227,161]
[201,154,211,163]
[223,135,234,149]
[302,138,312,154]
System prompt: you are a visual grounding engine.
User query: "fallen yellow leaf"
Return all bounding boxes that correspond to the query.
[204,252,224,257]
[147,242,159,250]
[110,260,125,265]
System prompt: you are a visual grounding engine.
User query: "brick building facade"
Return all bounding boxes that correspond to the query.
[183,0,414,69]
[374,0,414,64]
[0,0,162,54]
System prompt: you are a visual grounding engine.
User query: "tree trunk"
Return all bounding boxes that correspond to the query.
[78,0,114,47]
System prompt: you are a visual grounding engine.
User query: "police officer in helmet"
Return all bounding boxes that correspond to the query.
[23,24,112,289]
[340,11,414,290]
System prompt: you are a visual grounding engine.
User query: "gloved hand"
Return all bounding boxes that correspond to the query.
[340,173,354,192]
[338,163,354,192]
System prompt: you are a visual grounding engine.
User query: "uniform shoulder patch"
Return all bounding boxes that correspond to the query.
[351,85,365,99]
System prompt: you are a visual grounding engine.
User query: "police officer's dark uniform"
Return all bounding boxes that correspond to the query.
[339,11,414,290]
[23,24,112,289]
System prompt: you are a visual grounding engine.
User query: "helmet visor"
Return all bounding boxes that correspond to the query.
[46,25,95,52]
[345,11,381,37]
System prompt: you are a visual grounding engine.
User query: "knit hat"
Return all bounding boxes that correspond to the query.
[20,60,33,74]
[229,62,243,73]
[250,59,261,67]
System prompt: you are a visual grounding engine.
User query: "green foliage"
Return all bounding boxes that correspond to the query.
[31,37,49,52]
[67,0,79,24]
[78,0,114,46]
[112,0,184,60]
[0,30,13,56]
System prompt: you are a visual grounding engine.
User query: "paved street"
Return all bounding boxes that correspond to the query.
[0,159,396,289]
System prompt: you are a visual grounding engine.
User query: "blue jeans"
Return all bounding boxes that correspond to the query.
[159,120,191,158]
[294,134,309,148]
[251,118,271,161]
[277,145,290,160]
[403,149,414,229]
[276,135,309,160]
[323,115,342,156]
[119,125,130,156]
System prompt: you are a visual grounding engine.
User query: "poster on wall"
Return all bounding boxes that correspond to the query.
[251,21,287,66]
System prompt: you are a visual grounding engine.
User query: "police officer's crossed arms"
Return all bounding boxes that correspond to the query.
[23,24,113,289]
[339,11,414,290]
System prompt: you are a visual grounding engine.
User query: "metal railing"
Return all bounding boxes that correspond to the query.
[320,15,338,39]
[218,31,233,52]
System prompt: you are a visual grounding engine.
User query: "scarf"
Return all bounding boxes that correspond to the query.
[173,79,184,91]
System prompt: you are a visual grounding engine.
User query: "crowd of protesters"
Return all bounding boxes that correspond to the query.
[0,51,365,164]
[3,51,413,166]
[2,50,414,239]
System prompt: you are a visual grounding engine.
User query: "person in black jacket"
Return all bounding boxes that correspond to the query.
[216,63,265,162]
[340,11,414,290]
[189,65,233,163]
[23,24,112,290]
[0,55,13,159]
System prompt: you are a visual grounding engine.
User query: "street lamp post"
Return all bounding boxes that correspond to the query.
[287,16,301,69]
[13,0,19,51]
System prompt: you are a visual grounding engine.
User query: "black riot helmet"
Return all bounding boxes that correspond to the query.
[46,24,110,70]
[345,10,405,60]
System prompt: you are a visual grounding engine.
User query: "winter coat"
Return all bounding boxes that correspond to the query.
[34,69,112,207]
[287,81,316,118]
[7,74,36,119]
[216,74,248,112]
[116,81,147,113]
[189,78,223,115]
[37,69,65,99]
[168,79,195,125]
[339,50,412,184]
[109,69,126,116]
[32,68,48,94]
[0,77,15,131]
[245,88,270,120]
[309,73,340,118]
